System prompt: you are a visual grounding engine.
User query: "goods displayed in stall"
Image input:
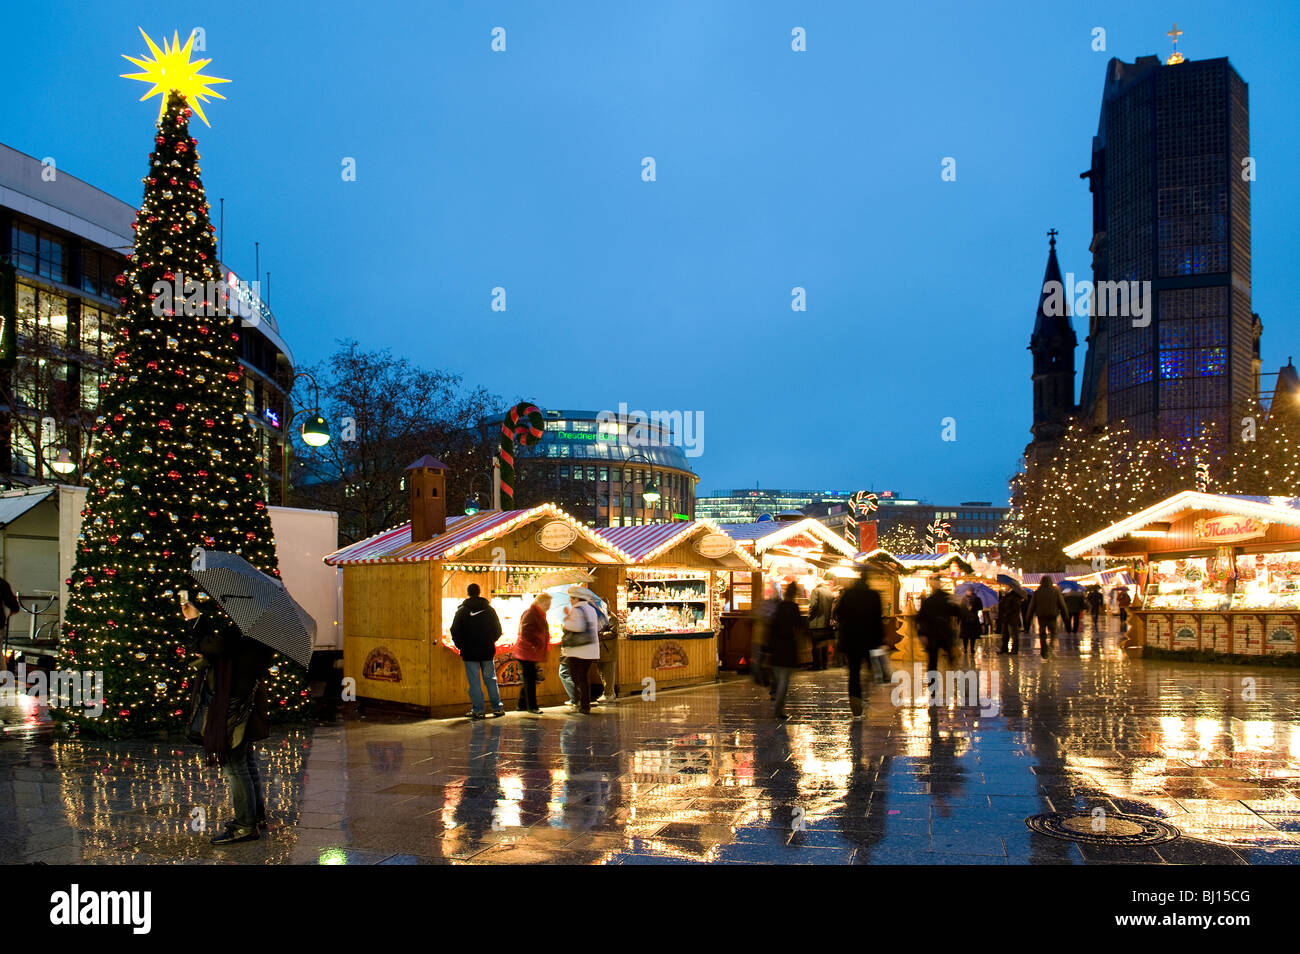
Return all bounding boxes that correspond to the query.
[1063,491,1300,659]
[598,521,759,688]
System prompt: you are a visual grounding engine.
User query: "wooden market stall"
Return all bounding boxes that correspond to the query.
[595,521,761,690]
[713,517,861,670]
[324,457,628,716]
[1064,491,1300,659]
[857,550,976,663]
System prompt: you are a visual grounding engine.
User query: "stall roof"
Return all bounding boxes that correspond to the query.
[1063,491,1300,558]
[716,518,858,558]
[877,552,976,574]
[324,504,630,566]
[596,520,760,568]
[850,548,907,573]
[0,486,56,527]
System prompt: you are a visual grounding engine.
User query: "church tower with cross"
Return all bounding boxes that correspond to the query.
[1028,228,1077,459]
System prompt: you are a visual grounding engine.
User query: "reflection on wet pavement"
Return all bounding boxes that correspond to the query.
[3,631,1299,864]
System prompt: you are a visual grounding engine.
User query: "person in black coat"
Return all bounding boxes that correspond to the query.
[766,583,804,719]
[996,587,1024,654]
[960,592,982,656]
[449,583,505,719]
[184,597,272,845]
[833,571,885,718]
[916,576,961,674]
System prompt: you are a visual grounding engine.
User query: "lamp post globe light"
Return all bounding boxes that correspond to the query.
[624,452,660,510]
[282,371,331,506]
[464,461,501,515]
[50,446,77,475]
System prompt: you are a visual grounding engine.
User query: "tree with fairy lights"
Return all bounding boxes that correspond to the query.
[57,30,306,737]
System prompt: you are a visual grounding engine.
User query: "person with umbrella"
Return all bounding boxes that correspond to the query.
[185,550,317,845]
[184,596,272,845]
[1029,575,1070,658]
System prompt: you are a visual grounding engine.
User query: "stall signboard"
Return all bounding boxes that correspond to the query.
[694,532,734,559]
[1193,514,1269,545]
[536,521,579,551]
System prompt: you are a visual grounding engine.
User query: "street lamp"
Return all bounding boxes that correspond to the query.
[281,371,332,506]
[624,453,661,522]
[50,447,76,475]
[464,458,502,515]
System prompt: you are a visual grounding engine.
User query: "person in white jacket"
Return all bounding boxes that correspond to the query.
[561,587,602,714]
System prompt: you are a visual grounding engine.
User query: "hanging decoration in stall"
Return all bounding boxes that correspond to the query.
[497,402,544,503]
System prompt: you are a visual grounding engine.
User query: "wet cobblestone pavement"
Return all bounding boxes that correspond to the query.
[4,628,1300,865]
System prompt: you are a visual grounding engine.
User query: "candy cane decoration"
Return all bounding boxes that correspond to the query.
[925,519,951,551]
[845,490,880,550]
[498,402,544,503]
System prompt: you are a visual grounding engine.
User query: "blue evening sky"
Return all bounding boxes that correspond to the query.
[4,0,1298,505]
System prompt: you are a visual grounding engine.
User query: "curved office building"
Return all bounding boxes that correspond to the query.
[507,408,699,526]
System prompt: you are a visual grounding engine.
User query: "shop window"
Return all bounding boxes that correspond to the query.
[599,467,608,482]
[559,465,569,478]
[80,369,101,410]
[12,225,38,273]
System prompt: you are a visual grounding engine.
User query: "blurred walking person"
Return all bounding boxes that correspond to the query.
[960,590,982,656]
[916,575,961,674]
[1086,585,1104,637]
[807,578,835,670]
[833,570,885,719]
[450,583,505,719]
[1030,575,1069,658]
[560,587,601,714]
[1115,585,1131,631]
[512,592,551,714]
[767,583,804,719]
[997,586,1024,654]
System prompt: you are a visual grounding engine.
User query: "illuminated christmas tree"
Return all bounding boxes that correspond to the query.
[57,32,305,737]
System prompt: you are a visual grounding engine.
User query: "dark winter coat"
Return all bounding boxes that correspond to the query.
[1063,592,1086,616]
[916,589,961,648]
[833,581,885,654]
[1086,589,1104,612]
[960,595,983,639]
[450,596,503,662]
[766,600,804,668]
[997,590,1024,634]
[189,612,272,763]
[1030,581,1069,621]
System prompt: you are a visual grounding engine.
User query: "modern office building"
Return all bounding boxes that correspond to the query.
[507,408,699,525]
[698,488,1008,552]
[0,143,294,493]
[1077,46,1258,448]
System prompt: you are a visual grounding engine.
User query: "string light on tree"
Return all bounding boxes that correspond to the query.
[56,33,305,737]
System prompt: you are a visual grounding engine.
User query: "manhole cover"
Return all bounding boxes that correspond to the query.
[1025,811,1180,846]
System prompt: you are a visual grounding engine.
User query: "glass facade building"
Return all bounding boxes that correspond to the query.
[0,143,294,491]
[508,409,699,526]
[1079,55,1255,448]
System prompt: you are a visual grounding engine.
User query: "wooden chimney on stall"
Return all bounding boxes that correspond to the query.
[406,455,449,542]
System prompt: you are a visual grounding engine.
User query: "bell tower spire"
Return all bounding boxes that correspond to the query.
[1028,228,1078,458]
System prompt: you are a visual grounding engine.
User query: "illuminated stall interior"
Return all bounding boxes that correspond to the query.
[1064,491,1300,657]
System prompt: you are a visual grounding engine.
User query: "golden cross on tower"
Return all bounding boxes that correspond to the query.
[1167,22,1185,65]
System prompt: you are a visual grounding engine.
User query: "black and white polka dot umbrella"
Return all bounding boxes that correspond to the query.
[187,551,315,669]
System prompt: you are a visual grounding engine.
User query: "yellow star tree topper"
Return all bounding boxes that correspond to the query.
[121,27,230,126]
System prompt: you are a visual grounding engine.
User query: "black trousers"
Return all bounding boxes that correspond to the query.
[845,651,865,700]
[519,660,539,710]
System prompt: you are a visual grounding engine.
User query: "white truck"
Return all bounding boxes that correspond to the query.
[0,485,342,676]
